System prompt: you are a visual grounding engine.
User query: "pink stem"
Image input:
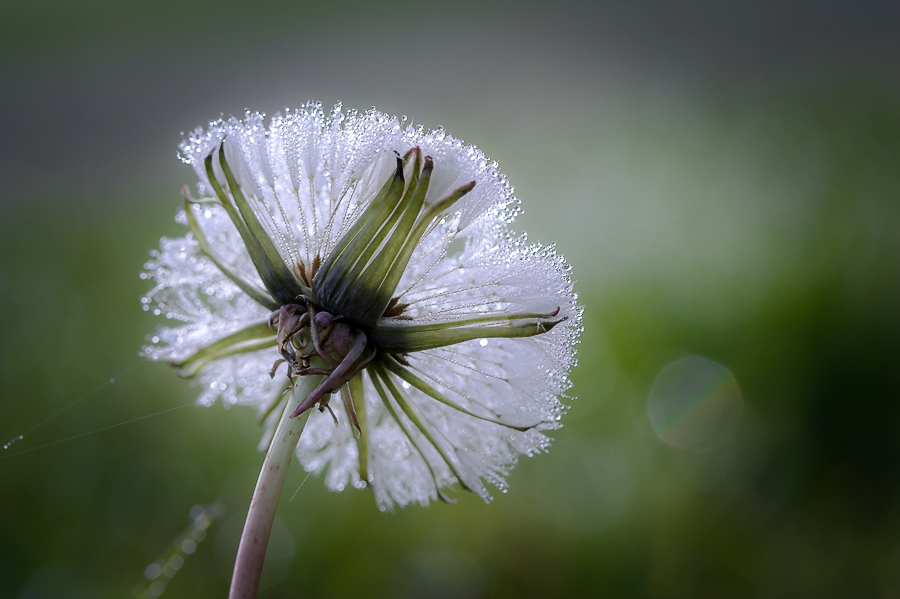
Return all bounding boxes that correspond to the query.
[228,376,317,599]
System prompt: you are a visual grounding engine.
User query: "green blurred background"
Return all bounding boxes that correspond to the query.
[2,1,899,597]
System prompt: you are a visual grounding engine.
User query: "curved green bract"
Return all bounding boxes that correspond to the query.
[371,314,565,353]
[171,320,276,378]
[183,199,279,310]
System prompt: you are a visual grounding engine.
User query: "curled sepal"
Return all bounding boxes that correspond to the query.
[170,321,276,378]
[289,329,369,418]
[274,305,308,357]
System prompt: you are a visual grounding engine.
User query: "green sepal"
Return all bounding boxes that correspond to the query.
[315,157,406,322]
[347,376,369,485]
[366,180,476,322]
[380,354,538,431]
[183,199,279,311]
[216,146,306,303]
[371,312,566,353]
[312,159,399,293]
[417,180,476,229]
[326,158,415,314]
[203,153,295,303]
[369,366,456,503]
[170,320,276,378]
[354,155,433,324]
[374,363,478,495]
[378,310,560,333]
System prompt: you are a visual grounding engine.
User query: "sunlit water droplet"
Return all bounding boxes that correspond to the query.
[3,435,25,450]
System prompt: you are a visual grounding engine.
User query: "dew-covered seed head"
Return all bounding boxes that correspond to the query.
[143,103,583,509]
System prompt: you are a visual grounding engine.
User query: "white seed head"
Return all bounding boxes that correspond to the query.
[144,104,583,509]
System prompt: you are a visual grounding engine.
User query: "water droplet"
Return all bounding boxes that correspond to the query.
[181,539,197,554]
[148,580,165,596]
[144,563,161,580]
[167,554,184,570]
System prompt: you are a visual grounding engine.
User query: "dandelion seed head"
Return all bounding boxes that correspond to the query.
[144,103,582,508]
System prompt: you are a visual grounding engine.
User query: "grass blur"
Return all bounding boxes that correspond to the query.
[2,2,899,597]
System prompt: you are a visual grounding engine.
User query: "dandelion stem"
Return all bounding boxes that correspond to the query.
[229,376,317,599]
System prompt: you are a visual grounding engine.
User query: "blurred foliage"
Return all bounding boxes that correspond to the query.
[2,2,900,598]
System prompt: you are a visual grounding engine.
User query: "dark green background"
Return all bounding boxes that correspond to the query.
[2,1,899,597]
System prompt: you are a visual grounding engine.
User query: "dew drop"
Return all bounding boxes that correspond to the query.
[144,563,161,580]
[167,555,184,570]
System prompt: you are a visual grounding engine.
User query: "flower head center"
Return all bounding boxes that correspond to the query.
[268,301,375,426]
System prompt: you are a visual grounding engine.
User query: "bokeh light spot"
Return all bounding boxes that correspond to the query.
[646,356,743,451]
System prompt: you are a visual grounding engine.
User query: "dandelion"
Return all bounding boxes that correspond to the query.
[143,103,581,598]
